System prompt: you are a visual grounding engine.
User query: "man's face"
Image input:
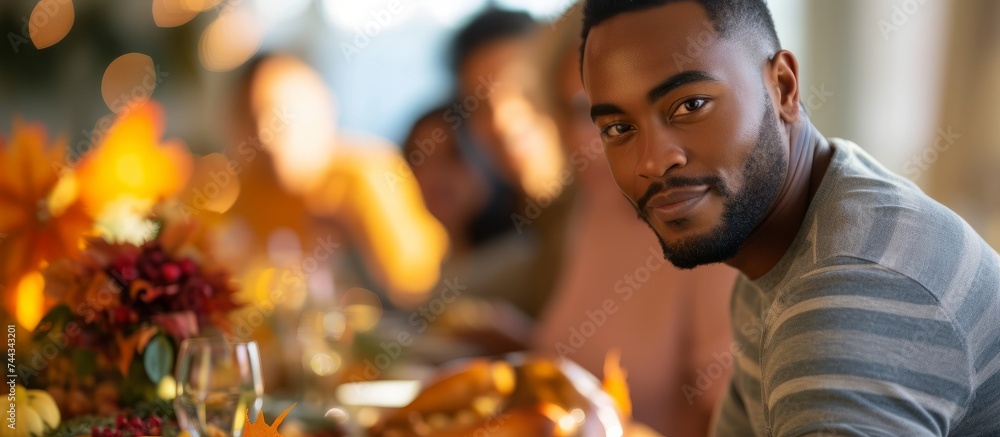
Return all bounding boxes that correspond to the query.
[582,2,788,269]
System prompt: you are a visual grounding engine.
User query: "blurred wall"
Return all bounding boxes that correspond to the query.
[793,0,950,175]
[928,0,1000,248]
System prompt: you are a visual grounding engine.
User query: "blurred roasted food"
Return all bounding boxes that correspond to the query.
[371,354,625,437]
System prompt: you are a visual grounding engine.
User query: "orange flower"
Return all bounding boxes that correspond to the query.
[75,101,193,216]
[42,241,130,317]
[603,349,632,418]
[0,118,92,285]
[243,403,295,437]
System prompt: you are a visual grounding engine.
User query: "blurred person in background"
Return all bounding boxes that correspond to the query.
[441,8,572,319]
[400,107,538,356]
[225,54,447,302]
[452,9,565,230]
[403,107,489,257]
[531,5,737,435]
[210,54,448,394]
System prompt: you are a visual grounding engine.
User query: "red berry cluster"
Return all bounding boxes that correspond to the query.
[104,242,237,327]
[91,414,163,437]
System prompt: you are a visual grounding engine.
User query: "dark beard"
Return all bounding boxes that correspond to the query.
[636,92,787,269]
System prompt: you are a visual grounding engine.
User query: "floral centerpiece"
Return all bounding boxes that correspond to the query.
[0,102,245,432]
[34,224,241,414]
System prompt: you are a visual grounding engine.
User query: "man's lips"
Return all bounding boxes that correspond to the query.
[644,186,710,223]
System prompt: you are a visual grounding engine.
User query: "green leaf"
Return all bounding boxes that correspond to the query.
[71,348,97,379]
[32,305,72,342]
[123,359,155,406]
[143,334,174,384]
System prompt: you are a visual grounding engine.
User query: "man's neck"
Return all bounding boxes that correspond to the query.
[725,113,833,280]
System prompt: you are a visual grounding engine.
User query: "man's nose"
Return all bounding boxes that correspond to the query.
[636,127,687,179]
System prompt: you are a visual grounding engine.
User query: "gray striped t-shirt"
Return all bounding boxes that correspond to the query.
[712,138,1000,436]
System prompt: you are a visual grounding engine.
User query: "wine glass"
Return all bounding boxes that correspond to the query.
[174,338,264,437]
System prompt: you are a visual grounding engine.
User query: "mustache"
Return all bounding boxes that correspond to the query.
[636,176,726,215]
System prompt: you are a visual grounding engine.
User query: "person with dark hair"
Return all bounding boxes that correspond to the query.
[398,107,539,345]
[438,8,569,319]
[403,107,489,255]
[448,7,566,204]
[580,0,1000,435]
[451,8,538,74]
[449,7,539,187]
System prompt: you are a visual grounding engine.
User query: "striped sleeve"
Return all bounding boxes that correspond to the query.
[760,262,974,436]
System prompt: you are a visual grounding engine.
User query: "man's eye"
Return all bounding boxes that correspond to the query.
[674,98,708,116]
[601,123,634,138]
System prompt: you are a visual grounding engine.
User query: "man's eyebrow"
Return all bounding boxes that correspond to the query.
[590,103,626,122]
[647,70,719,103]
[589,71,719,121]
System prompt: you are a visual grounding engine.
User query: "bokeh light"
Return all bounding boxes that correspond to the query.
[266,228,303,266]
[179,0,222,12]
[324,407,349,424]
[309,351,343,376]
[335,381,421,408]
[74,102,193,213]
[496,0,575,19]
[253,0,312,25]
[340,287,383,333]
[151,0,200,28]
[539,403,576,435]
[199,7,264,72]
[29,0,75,50]
[183,153,242,214]
[320,0,411,31]
[14,271,45,330]
[101,53,157,113]
[46,171,78,217]
[420,0,484,26]
[94,197,158,245]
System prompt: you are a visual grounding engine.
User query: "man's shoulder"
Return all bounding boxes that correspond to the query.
[757,256,981,436]
[804,138,999,300]
[751,140,1000,433]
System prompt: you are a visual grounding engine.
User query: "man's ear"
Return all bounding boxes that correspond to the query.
[767,50,800,123]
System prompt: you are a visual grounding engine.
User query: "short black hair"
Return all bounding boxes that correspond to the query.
[451,7,537,73]
[581,0,781,60]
